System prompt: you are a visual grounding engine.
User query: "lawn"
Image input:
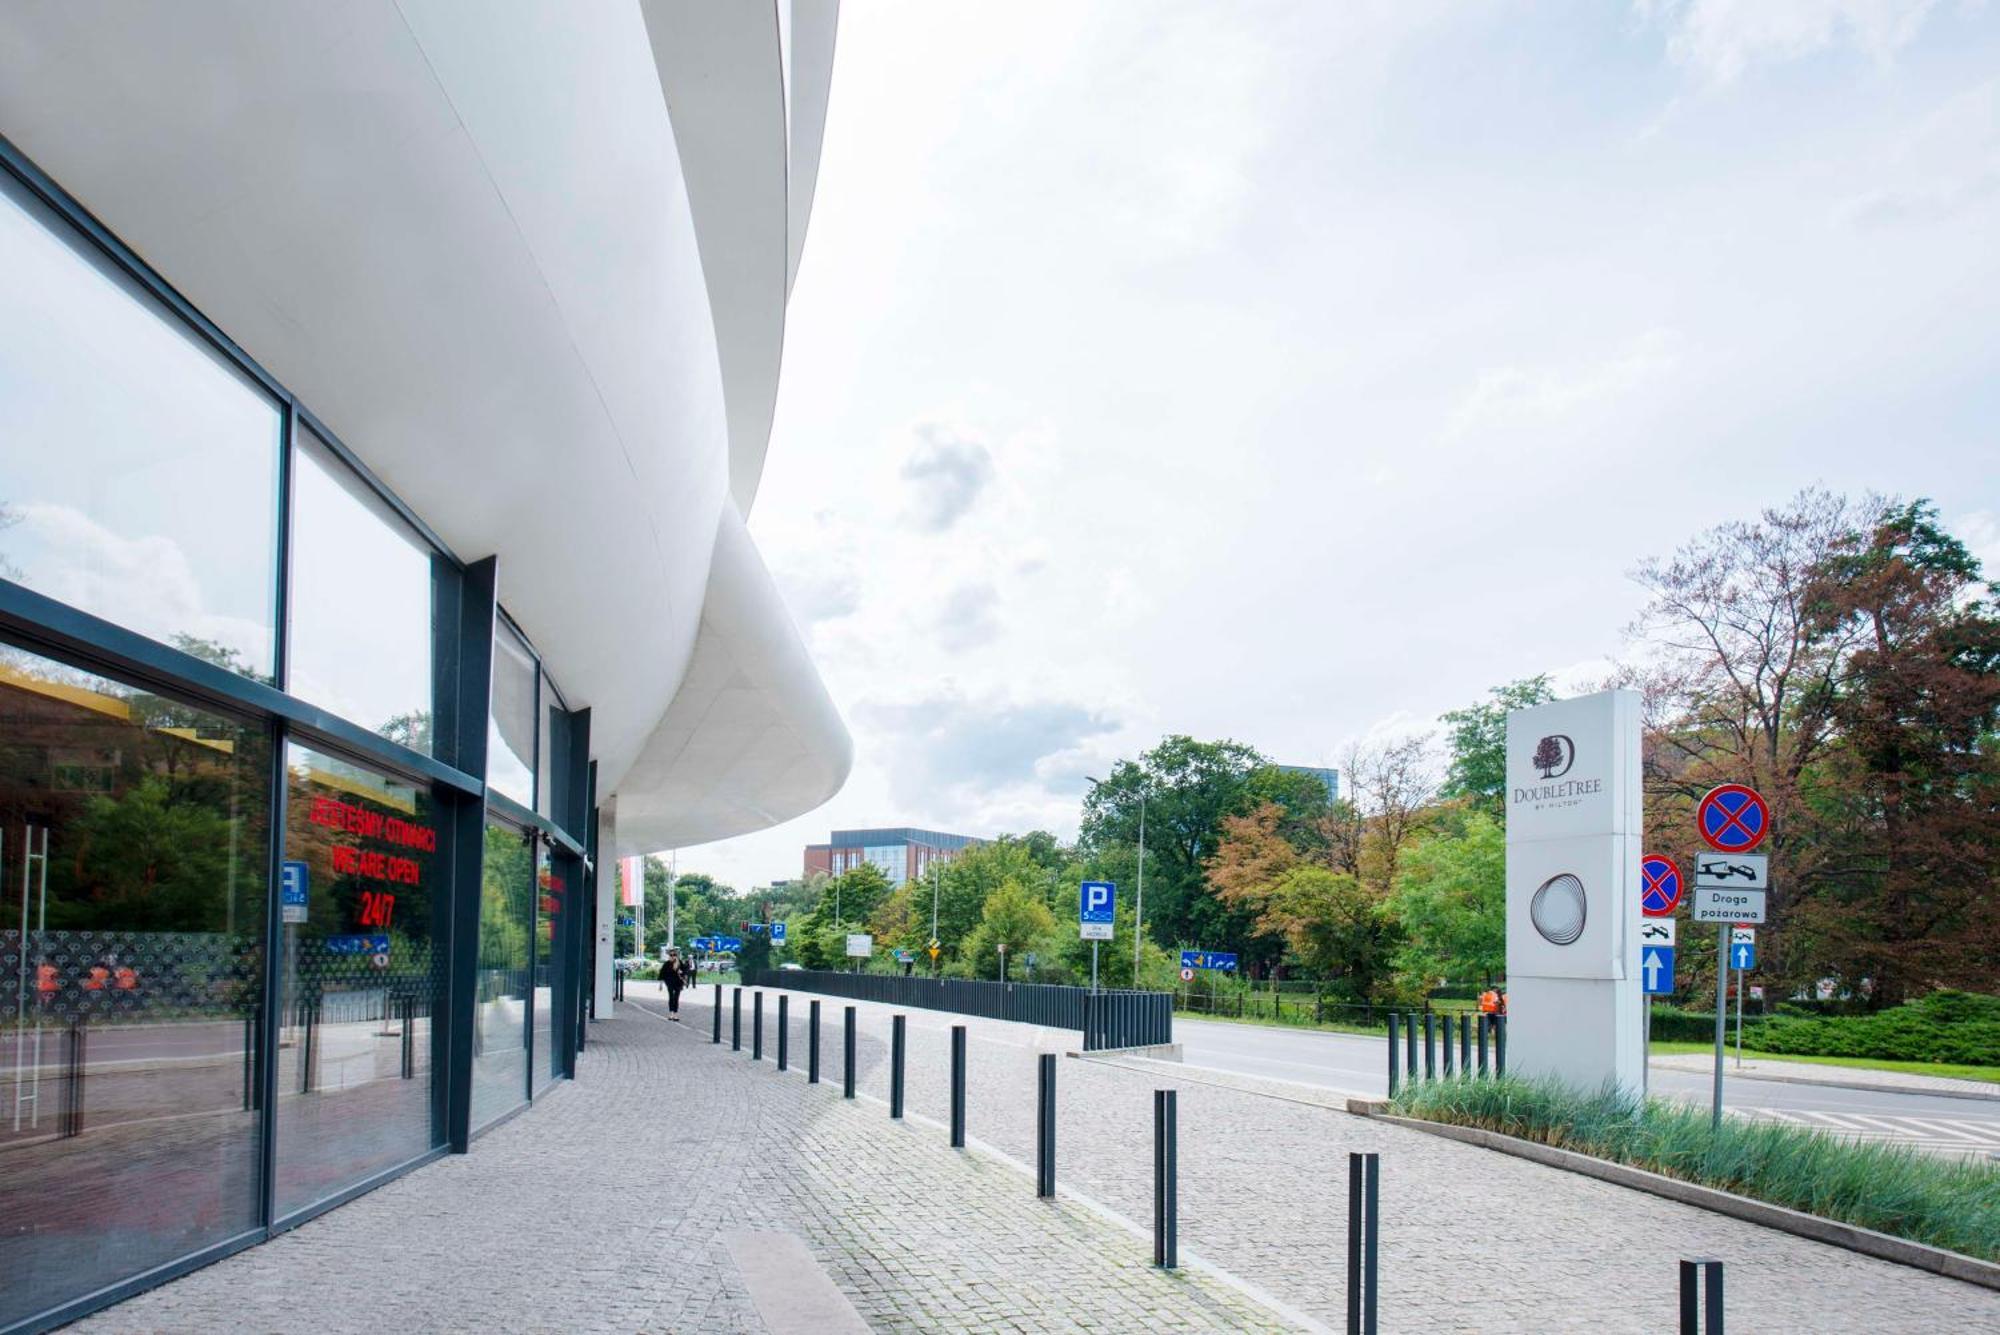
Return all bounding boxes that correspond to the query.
[1392,1075,2000,1263]
[1649,1039,2000,1085]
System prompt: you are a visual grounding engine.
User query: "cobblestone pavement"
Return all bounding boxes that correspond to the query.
[730,984,2000,1334]
[72,989,1285,1334]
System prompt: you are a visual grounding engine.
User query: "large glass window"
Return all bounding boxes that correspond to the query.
[487,623,535,809]
[0,641,269,1328]
[536,670,559,820]
[287,431,438,753]
[469,819,532,1130]
[0,170,281,683]
[272,742,446,1219]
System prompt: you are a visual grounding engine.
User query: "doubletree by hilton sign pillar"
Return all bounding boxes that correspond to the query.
[1504,689,1644,1093]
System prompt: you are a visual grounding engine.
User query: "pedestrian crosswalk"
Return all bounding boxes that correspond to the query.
[1734,1106,2000,1160]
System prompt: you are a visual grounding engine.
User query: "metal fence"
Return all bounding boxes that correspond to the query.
[744,970,1173,1051]
[1385,1011,1505,1095]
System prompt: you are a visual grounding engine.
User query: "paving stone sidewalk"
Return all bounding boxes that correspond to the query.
[737,984,2000,1334]
[73,991,1283,1334]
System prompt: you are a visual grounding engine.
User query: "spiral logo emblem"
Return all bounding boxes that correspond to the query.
[1530,873,1587,946]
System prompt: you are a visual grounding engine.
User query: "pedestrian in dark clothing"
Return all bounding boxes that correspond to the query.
[662,950,687,1020]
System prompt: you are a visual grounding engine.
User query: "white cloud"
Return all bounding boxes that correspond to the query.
[899,423,995,532]
[1641,0,1943,82]
[1449,330,1682,438]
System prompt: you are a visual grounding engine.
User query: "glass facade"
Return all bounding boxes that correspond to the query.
[287,429,438,753]
[0,166,282,684]
[488,624,536,810]
[469,819,532,1131]
[273,743,447,1218]
[0,645,270,1330]
[0,141,596,1329]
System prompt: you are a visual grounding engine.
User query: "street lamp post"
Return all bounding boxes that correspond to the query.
[1135,792,1146,982]
[930,862,941,976]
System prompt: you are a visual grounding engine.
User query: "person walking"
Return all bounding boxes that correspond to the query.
[661,948,687,1020]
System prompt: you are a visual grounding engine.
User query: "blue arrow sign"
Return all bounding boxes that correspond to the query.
[1179,950,1239,972]
[1641,945,1676,994]
[1731,942,1756,971]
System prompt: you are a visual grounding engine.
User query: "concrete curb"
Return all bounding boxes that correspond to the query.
[1365,1111,2000,1293]
[1654,1063,2000,1103]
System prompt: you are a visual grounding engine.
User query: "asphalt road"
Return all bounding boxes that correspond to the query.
[1174,1016,2000,1160]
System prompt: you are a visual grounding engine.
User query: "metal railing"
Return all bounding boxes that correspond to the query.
[1385,1011,1505,1095]
[743,969,1173,1051]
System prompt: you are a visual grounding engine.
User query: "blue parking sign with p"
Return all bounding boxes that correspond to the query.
[1080,880,1115,923]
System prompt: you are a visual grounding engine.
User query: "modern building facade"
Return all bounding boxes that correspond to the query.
[0,5,848,1330]
[1276,764,1340,802]
[805,827,984,885]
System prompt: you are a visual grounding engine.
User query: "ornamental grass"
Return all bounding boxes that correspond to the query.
[1391,1075,2000,1263]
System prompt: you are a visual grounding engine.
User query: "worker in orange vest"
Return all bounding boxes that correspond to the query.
[1478,988,1500,1015]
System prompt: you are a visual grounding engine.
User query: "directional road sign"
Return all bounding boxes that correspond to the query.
[1696,784,1770,853]
[1641,944,1676,994]
[1079,880,1115,941]
[1639,854,1681,917]
[1179,950,1238,972]
[1731,941,1756,970]
[281,860,310,925]
[770,922,787,944]
[1693,886,1766,924]
[1694,853,1767,889]
[1637,917,1676,947]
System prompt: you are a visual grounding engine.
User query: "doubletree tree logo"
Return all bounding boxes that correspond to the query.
[1532,734,1575,780]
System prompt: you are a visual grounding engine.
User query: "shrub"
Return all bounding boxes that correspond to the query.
[1752,992,2000,1066]
[1392,1074,2000,1262]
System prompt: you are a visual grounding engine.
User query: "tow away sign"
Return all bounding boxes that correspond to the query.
[1693,886,1766,924]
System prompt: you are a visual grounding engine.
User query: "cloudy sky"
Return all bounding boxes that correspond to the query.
[689,0,2000,888]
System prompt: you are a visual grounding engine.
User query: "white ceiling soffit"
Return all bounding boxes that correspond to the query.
[785,0,840,298]
[609,502,853,855]
[641,0,791,516]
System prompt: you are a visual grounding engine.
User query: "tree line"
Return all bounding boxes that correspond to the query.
[639,491,1996,1010]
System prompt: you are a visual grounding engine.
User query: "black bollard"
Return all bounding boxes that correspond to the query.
[778,995,790,1071]
[1154,1089,1178,1269]
[732,988,742,1051]
[1496,1014,1507,1076]
[1477,1014,1489,1076]
[843,1005,857,1098]
[890,1014,907,1118]
[1405,1013,1418,1082]
[1441,1014,1454,1077]
[712,983,722,1044]
[1036,1053,1056,1198]
[1679,1259,1724,1334]
[1423,1012,1435,1080]
[1459,1014,1471,1072]
[950,1024,967,1147]
[753,991,764,1061]
[1386,1013,1400,1097]
[1346,1152,1379,1335]
[809,1000,821,1083]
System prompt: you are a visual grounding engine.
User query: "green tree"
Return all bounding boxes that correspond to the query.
[961,879,1058,980]
[1389,811,1506,990]
[1439,676,1555,816]
[1079,735,1267,955]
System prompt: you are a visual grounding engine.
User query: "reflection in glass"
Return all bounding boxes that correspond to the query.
[531,842,562,1094]
[487,623,535,809]
[0,642,268,1328]
[469,820,531,1129]
[287,432,437,753]
[273,743,446,1218]
[0,168,280,682]
[536,671,558,820]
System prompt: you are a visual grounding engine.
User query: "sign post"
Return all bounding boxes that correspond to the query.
[1079,881,1115,993]
[1731,928,1755,1068]
[1504,690,1644,1093]
[1695,784,1769,1128]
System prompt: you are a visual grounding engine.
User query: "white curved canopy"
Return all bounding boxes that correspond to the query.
[0,0,849,854]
